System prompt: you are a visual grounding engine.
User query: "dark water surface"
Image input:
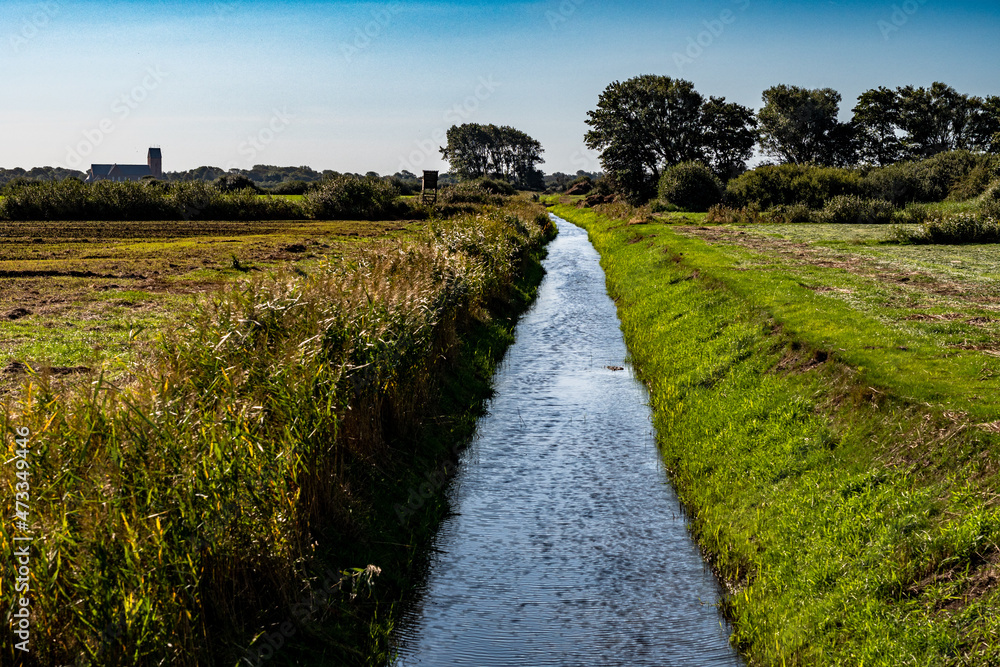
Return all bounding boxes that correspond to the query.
[393,215,744,667]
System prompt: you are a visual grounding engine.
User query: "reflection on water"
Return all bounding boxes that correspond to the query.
[393,215,744,666]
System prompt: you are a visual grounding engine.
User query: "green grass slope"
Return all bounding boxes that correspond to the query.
[550,202,1000,666]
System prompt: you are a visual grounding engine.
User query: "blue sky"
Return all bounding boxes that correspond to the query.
[2,0,999,175]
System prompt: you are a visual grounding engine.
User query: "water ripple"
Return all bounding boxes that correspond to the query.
[394,215,744,667]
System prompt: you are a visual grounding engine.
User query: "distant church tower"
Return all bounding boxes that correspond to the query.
[147,147,162,178]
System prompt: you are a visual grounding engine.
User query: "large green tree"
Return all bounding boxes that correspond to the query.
[440,124,544,189]
[851,83,1000,163]
[584,75,757,201]
[758,85,855,166]
[896,82,984,158]
[701,96,759,181]
[976,96,1000,154]
[851,86,904,167]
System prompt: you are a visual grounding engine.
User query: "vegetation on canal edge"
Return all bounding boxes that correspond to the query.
[0,200,555,666]
[549,201,1000,665]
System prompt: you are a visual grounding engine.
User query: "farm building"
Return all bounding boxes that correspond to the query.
[85,147,162,183]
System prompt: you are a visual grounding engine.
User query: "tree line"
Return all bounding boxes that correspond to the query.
[0,166,86,186]
[584,75,1000,202]
[439,123,545,190]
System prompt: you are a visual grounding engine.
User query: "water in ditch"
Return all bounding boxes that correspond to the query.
[393,214,744,666]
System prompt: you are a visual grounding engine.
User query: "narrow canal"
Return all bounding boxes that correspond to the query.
[394,215,744,666]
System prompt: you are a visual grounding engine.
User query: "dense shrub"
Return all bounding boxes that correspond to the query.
[819,195,897,224]
[212,188,303,220]
[140,178,171,193]
[722,152,995,213]
[920,150,994,201]
[433,203,481,219]
[214,173,262,194]
[169,181,220,219]
[657,161,723,212]
[470,177,517,196]
[386,175,421,196]
[565,176,594,195]
[980,201,1000,220]
[980,180,1000,202]
[0,179,306,221]
[860,164,925,206]
[1,179,87,219]
[592,177,614,197]
[705,204,762,224]
[88,180,179,219]
[438,179,514,207]
[863,150,997,205]
[269,180,312,195]
[2,176,42,195]
[2,180,174,220]
[766,203,815,223]
[977,180,1000,219]
[893,212,1000,243]
[303,176,401,220]
[168,181,303,220]
[948,159,996,201]
[895,203,934,225]
[650,200,681,213]
[724,164,862,209]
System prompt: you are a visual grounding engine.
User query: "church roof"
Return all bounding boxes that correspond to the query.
[108,164,154,177]
[85,163,154,183]
[88,164,115,177]
[88,164,153,176]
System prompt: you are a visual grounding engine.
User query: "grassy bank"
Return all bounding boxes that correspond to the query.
[0,201,554,665]
[549,201,1000,665]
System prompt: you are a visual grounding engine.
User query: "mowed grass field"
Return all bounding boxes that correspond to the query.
[0,218,419,392]
[685,221,1000,416]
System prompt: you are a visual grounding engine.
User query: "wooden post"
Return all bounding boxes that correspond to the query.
[422,170,439,205]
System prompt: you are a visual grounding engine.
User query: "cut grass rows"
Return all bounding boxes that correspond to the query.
[550,202,1000,666]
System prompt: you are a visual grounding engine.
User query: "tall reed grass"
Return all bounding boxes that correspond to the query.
[0,203,555,665]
